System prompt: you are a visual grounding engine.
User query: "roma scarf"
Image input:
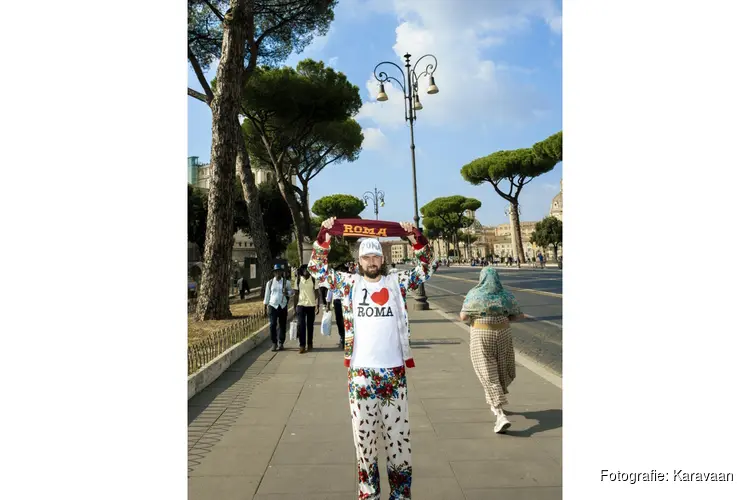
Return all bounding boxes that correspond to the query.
[316,218,428,246]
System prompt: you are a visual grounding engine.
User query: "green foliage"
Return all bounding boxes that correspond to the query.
[328,238,353,269]
[530,216,563,249]
[188,184,209,253]
[188,1,337,74]
[532,131,562,163]
[457,230,480,245]
[421,195,482,240]
[286,236,351,270]
[256,180,295,257]
[241,59,362,176]
[286,240,300,268]
[461,148,557,198]
[188,178,295,260]
[291,117,363,184]
[311,194,366,219]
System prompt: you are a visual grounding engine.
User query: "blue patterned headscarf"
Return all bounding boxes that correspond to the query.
[461,267,522,318]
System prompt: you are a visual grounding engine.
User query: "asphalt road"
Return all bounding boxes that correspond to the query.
[414,265,563,375]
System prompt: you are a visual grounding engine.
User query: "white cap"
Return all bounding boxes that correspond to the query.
[358,238,383,257]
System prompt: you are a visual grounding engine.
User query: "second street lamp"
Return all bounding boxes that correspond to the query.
[362,187,386,220]
[372,53,439,311]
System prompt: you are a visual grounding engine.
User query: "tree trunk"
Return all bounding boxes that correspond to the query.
[299,181,313,239]
[509,202,526,264]
[276,176,308,268]
[235,126,273,300]
[553,244,559,262]
[195,0,247,321]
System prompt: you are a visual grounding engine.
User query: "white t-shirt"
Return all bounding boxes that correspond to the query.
[351,276,403,369]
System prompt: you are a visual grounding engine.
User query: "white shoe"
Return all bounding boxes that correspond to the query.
[494,414,511,434]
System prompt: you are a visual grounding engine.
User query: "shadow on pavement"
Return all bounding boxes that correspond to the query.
[188,340,277,474]
[503,408,562,438]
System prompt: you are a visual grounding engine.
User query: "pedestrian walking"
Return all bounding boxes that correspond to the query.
[263,264,295,352]
[293,264,320,353]
[326,271,346,349]
[237,276,246,300]
[459,267,525,434]
[308,217,437,500]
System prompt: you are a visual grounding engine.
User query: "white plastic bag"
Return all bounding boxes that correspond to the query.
[320,311,332,336]
[288,320,298,341]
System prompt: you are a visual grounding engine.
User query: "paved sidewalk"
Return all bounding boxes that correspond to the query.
[188,303,562,500]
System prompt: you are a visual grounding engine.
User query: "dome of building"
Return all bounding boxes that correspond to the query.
[549,179,562,220]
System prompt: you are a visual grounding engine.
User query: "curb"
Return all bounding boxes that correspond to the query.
[187,306,291,401]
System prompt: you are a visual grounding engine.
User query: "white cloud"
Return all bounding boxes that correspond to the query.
[356,0,561,129]
[328,56,339,68]
[362,127,388,151]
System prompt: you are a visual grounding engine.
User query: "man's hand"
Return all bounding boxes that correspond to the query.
[321,217,336,243]
[399,221,417,244]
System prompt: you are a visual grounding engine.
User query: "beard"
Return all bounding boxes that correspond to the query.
[360,264,381,279]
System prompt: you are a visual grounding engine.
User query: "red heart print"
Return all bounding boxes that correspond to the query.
[370,288,389,306]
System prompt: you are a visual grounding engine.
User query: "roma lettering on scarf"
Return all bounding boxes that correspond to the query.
[316,218,428,246]
[343,224,388,237]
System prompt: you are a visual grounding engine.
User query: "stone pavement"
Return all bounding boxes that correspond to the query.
[188,303,562,500]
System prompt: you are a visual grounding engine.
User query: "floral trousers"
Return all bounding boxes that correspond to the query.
[348,366,412,500]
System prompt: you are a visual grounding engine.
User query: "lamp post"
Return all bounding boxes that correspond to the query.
[373,53,439,311]
[362,186,386,220]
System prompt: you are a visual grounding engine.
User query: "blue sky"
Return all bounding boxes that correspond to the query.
[188,0,562,226]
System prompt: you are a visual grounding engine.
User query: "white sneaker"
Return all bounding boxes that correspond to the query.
[494,414,511,434]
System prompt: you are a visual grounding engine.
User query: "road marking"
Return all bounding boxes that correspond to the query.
[429,306,563,389]
[434,273,563,298]
[424,283,563,329]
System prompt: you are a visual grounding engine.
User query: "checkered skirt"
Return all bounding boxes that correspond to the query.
[469,316,516,407]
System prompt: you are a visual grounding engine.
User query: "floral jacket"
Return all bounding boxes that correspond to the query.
[307,240,436,368]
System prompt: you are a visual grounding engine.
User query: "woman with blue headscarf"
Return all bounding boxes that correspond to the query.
[459,266,525,434]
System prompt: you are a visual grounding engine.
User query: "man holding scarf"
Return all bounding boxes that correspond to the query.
[308,217,437,500]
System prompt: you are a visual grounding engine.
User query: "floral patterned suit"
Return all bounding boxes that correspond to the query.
[307,239,436,500]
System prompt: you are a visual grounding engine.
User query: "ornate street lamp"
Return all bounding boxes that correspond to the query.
[362,186,386,220]
[372,53,439,310]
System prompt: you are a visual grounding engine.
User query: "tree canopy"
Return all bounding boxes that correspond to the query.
[188,0,337,103]
[311,194,366,220]
[532,131,562,164]
[530,216,563,253]
[241,60,362,167]
[421,195,482,240]
[461,148,558,202]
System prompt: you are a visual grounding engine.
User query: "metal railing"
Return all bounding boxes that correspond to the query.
[187,308,269,375]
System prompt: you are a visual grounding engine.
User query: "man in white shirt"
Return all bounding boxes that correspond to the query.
[308,218,436,500]
[292,264,320,353]
[264,264,295,351]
